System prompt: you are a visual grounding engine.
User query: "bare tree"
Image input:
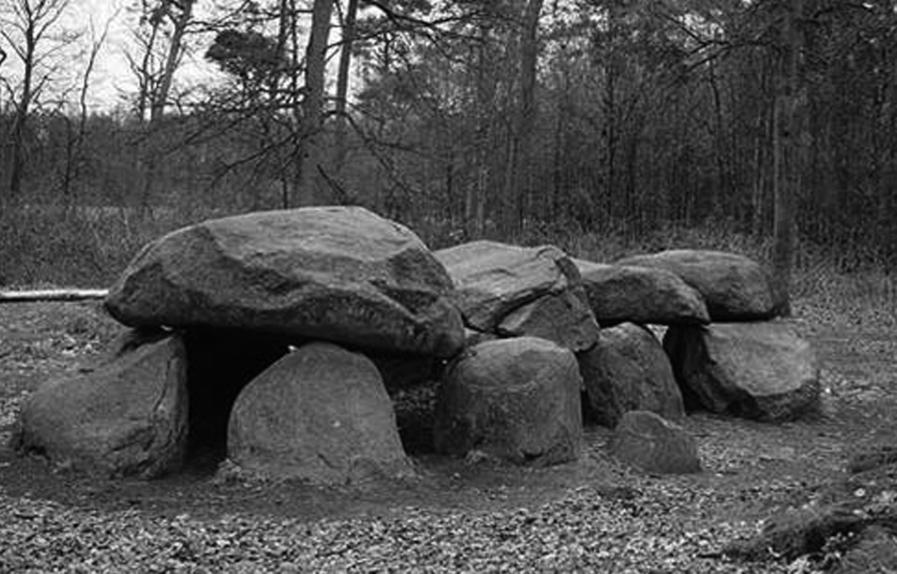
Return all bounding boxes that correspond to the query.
[0,0,71,200]
[125,0,195,124]
[151,0,194,123]
[59,12,115,199]
[122,0,196,212]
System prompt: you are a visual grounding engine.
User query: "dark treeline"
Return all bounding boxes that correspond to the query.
[2,0,896,281]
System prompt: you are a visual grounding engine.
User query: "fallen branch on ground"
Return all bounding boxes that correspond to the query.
[0,289,109,303]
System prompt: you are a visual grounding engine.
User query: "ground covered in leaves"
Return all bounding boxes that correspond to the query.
[0,297,895,573]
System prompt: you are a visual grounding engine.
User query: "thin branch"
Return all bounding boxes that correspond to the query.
[202,131,295,193]
[344,111,421,201]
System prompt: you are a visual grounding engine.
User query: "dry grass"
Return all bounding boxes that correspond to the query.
[0,204,215,288]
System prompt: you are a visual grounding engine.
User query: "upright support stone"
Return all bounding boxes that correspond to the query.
[664,321,820,421]
[228,342,412,484]
[13,329,189,478]
[578,322,685,427]
[434,337,583,466]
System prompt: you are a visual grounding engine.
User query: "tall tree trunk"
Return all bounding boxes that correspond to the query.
[287,0,302,207]
[149,0,193,123]
[296,0,334,206]
[751,112,766,238]
[132,0,194,212]
[334,0,359,173]
[6,11,37,201]
[134,31,157,123]
[466,23,494,239]
[603,2,620,224]
[7,87,30,201]
[773,0,804,316]
[551,53,570,220]
[273,0,290,92]
[501,0,543,237]
[709,61,726,218]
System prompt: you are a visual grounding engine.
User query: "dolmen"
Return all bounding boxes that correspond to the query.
[13,207,466,481]
[10,206,821,483]
[11,209,588,481]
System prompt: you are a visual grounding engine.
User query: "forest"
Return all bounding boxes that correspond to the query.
[1,0,896,290]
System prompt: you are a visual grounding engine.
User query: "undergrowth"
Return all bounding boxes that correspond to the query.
[0,204,216,288]
[1,205,894,328]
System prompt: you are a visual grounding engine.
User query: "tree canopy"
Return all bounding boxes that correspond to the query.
[2,0,895,268]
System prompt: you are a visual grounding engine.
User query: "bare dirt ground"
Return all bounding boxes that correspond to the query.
[0,299,894,572]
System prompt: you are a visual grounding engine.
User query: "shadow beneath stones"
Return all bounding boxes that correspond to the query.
[390,380,438,456]
[184,328,291,468]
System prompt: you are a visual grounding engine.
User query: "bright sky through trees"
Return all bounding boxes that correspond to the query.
[0,0,219,112]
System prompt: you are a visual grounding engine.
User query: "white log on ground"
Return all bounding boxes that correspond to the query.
[0,289,109,303]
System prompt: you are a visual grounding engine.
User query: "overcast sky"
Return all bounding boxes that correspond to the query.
[1,0,221,113]
[70,0,142,110]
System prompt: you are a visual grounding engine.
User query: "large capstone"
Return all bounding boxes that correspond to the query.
[578,322,685,427]
[12,330,189,478]
[436,241,599,351]
[104,207,464,357]
[434,337,582,465]
[664,321,820,422]
[574,259,709,326]
[227,342,412,484]
[616,249,778,321]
